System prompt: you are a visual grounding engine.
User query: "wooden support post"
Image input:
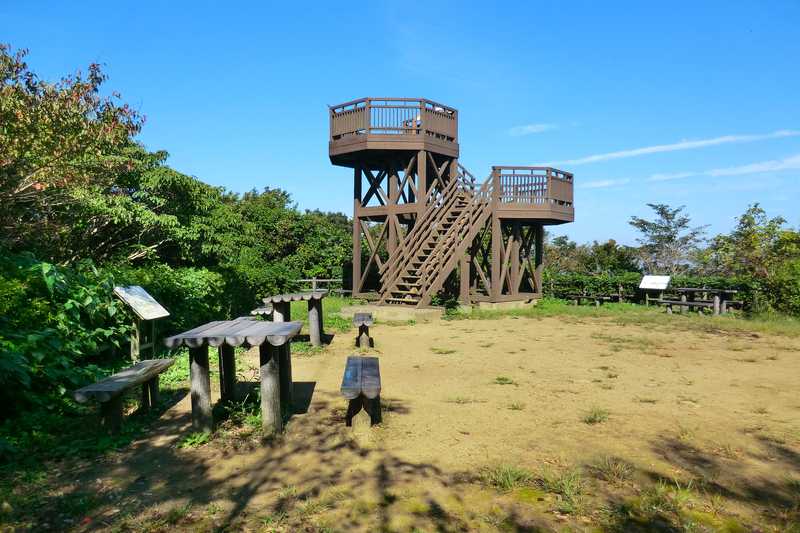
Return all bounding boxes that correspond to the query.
[308,299,323,347]
[219,344,237,403]
[147,376,160,406]
[721,299,728,314]
[100,396,123,434]
[353,166,362,297]
[131,318,141,362]
[534,224,544,294]
[259,342,282,434]
[459,253,470,304]
[189,345,213,433]
[387,165,398,256]
[510,222,521,295]
[279,343,293,414]
[490,218,502,302]
[417,150,427,219]
[140,382,151,410]
[713,294,721,316]
[273,302,290,322]
[680,294,687,314]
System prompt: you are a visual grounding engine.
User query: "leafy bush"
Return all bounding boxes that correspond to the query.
[0,252,130,417]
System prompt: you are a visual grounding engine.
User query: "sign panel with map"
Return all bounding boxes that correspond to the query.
[113,286,170,321]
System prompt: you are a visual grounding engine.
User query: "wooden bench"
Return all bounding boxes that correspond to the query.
[564,294,623,307]
[650,298,713,314]
[73,359,174,433]
[340,356,381,426]
[353,312,374,347]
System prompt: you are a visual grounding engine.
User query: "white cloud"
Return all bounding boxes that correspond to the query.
[644,152,800,183]
[508,123,557,136]
[547,129,800,166]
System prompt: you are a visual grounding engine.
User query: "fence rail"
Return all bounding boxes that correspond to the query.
[492,166,574,206]
[330,97,458,143]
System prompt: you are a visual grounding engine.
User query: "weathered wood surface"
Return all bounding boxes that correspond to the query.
[259,342,282,434]
[261,291,328,304]
[250,305,273,316]
[73,359,174,404]
[218,344,237,403]
[308,298,324,347]
[164,320,302,348]
[341,356,381,400]
[352,312,374,327]
[650,298,713,307]
[340,356,382,426]
[190,346,213,432]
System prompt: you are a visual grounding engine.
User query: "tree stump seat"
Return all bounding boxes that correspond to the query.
[353,312,374,347]
[73,358,175,434]
[340,355,381,427]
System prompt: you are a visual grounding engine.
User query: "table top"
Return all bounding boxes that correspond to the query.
[261,291,327,304]
[164,319,302,349]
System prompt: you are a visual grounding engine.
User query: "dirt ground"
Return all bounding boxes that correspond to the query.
[42,314,800,531]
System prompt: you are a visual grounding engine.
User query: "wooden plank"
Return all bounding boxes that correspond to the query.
[340,356,363,400]
[360,357,381,399]
[74,359,174,403]
[352,312,374,327]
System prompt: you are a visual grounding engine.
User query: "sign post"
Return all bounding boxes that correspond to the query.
[113,286,170,361]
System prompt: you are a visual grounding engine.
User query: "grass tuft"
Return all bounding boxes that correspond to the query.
[583,407,610,424]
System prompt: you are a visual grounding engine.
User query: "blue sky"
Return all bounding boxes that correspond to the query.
[3,1,799,244]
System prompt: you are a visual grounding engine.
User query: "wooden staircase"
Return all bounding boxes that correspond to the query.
[378,166,493,307]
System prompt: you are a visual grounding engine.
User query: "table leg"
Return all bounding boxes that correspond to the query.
[308,299,323,347]
[259,343,282,434]
[279,343,293,414]
[219,344,237,403]
[189,345,213,433]
[273,302,290,322]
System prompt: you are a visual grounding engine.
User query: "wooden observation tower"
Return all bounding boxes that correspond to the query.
[329,97,574,307]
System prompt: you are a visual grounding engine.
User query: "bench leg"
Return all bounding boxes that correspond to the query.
[366,395,381,426]
[356,325,373,348]
[140,383,151,410]
[308,299,323,347]
[101,396,123,434]
[666,304,673,315]
[259,343,282,434]
[148,376,160,406]
[345,397,363,427]
[273,302,290,323]
[219,344,237,403]
[189,346,213,433]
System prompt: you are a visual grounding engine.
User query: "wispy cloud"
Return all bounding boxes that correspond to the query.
[508,123,557,136]
[578,178,631,189]
[646,153,800,182]
[547,129,799,166]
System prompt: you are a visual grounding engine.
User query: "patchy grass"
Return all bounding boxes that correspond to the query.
[590,456,635,484]
[493,376,517,386]
[507,402,526,411]
[177,431,211,449]
[430,347,457,355]
[583,406,610,424]
[537,467,585,514]
[444,397,485,405]
[481,465,535,492]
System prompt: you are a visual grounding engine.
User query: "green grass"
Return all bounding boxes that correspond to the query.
[177,431,211,449]
[493,376,517,386]
[537,467,585,514]
[447,297,800,337]
[583,406,610,424]
[481,464,535,492]
[289,295,358,333]
[431,347,457,355]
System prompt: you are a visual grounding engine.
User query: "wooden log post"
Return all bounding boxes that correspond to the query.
[680,294,687,314]
[308,299,323,347]
[147,376,160,407]
[273,302,290,322]
[100,396,124,434]
[140,382,151,410]
[218,344,237,403]
[713,294,721,316]
[189,345,213,433]
[259,342,282,434]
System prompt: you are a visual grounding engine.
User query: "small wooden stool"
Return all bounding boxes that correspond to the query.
[340,356,381,426]
[353,312,374,348]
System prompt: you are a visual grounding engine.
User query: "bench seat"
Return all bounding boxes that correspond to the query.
[353,313,374,347]
[74,358,174,433]
[340,355,381,426]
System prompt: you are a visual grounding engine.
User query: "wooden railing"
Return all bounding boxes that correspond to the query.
[330,97,458,143]
[492,166,573,207]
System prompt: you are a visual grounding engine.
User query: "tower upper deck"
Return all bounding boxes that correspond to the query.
[329,97,459,167]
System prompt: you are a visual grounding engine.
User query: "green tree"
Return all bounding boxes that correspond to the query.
[629,203,707,275]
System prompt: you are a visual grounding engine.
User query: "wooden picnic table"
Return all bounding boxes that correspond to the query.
[252,290,328,347]
[164,318,302,435]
